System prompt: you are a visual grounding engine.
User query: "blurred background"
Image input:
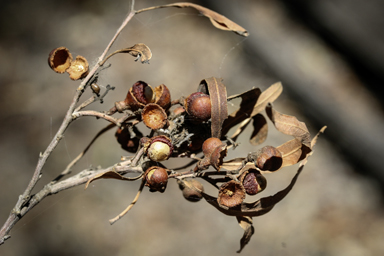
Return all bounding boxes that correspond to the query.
[1,0,384,255]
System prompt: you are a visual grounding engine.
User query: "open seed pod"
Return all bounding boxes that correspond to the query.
[141,103,168,130]
[115,81,155,112]
[210,144,227,170]
[217,180,246,208]
[144,135,173,162]
[239,168,267,195]
[254,145,283,171]
[144,166,168,193]
[48,47,73,73]
[154,84,171,110]
[66,55,89,80]
[178,179,204,202]
[197,137,226,170]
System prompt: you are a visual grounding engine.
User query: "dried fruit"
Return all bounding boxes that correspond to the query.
[48,47,73,73]
[66,55,89,80]
[141,103,168,130]
[154,84,171,110]
[217,180,245,208]
[144,135,173,162]
[145,166,168,193]
[255,146,282,171]
[115,81,155,112]
[202,137,223,157]
[239,169,267,195]
[184,92,211,121]
[178,179,204,202]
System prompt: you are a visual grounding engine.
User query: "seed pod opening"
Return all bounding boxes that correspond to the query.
[210,145,227,170]
[145,135,173,162]
[240,169,267,195]
[255,146,283,171]
[202,137,223,157]
[66,55,89,80]
[142,103,168,130]
[48,47,73,73]
[217,180,246,208]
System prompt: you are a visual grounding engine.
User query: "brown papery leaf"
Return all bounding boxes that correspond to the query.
[277,138,311,168]
[85,170,143,189]
[222,88,261,138]
[236,216,254,253]
[266,103,311,147]
[99,43,152,65]
[221,157,246,171]
[136,3,249,37]
[199,77,228,138]
[249,114,268,145]
[250,82,283,117]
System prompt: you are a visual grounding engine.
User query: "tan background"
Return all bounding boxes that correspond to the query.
[1,0,384,255]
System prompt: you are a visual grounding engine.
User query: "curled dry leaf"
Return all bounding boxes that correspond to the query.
[85,170,143,189]
[236,216,254,253]
[100,43,152,65]
[137,3,249,37]
[266,103,311,147]
[198,77,228,138]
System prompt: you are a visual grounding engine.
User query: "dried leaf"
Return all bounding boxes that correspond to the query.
[249,114,268,145]
[85,170,143,189]
[137,3,249,37]
[236,216,254,253]
[266,103,311,147]
[221,157,246,171]
[276,139,310,168]
[223,82,282,141]
[222,88,261,138]
[100,43,152,65]
[199,77,228,138]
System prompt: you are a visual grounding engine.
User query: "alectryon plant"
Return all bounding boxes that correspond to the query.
[0,1,326,253]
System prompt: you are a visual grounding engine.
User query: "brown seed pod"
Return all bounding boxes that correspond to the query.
[154,84,171,110]
[202,137,223,157]
[217,180,246,208]
[144,166,168,193]
[239,169,267,195]
[48,47,73,73]
[66,55,89,80]
[184,92,211,121]
[115,81,154,112]
[144,135,173,162]
[255,146,283,171]
[178,179,204,202]
[141,103,168,130]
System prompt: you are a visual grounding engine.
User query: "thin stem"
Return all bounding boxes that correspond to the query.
[0,5,138,245]
[72,110,121,126]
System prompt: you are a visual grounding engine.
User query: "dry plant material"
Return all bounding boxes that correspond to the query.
[0,2,326,254]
